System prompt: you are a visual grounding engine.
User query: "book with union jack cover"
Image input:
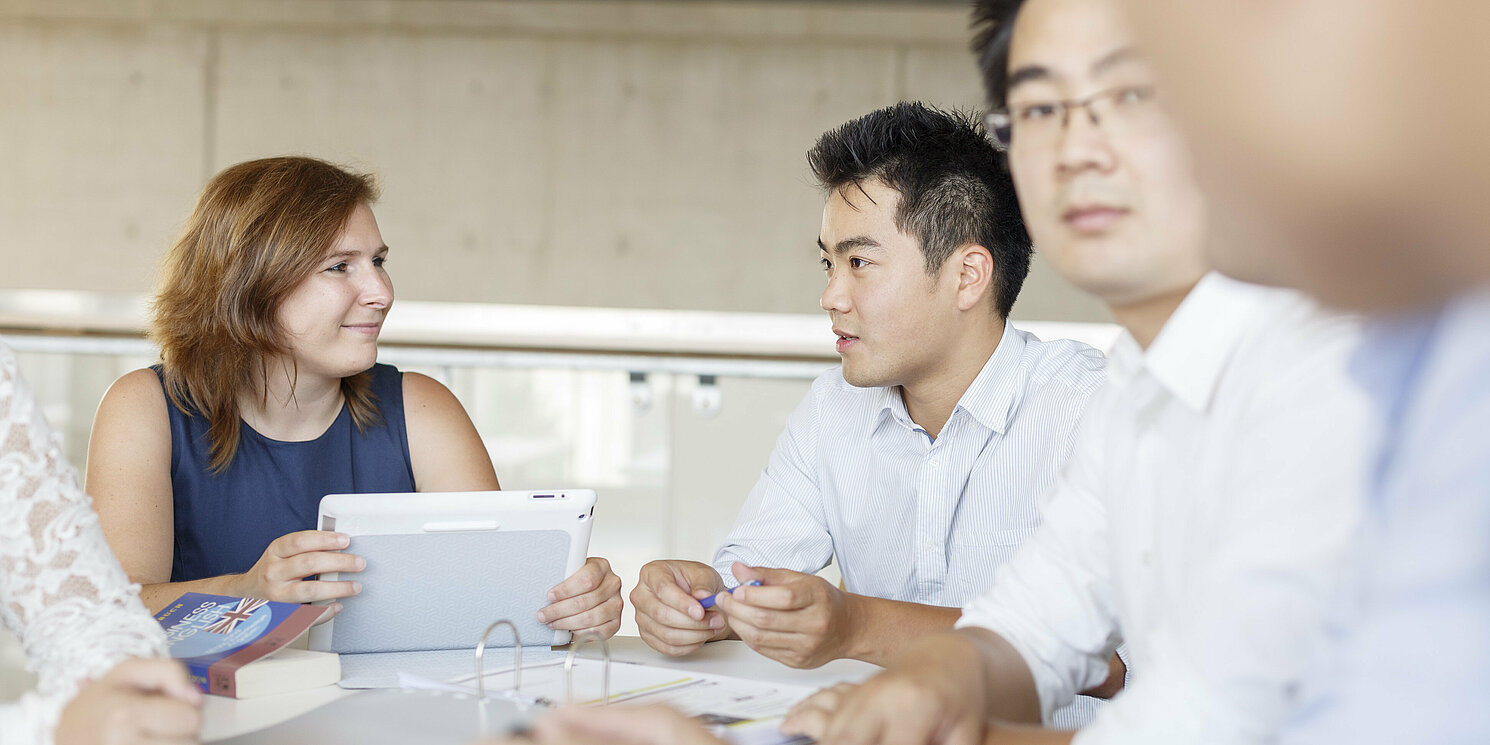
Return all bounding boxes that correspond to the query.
[154,592,332,697]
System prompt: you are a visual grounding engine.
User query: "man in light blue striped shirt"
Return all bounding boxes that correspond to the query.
[630,103,1113,725]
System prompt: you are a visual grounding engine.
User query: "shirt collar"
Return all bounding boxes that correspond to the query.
[1350,307,1441,415]
[1350,285,1490,437]
[1348,304,1442,496]
[874,382,910,428]
[1349,285,1490,498]
[875,319,1030,435]
[1109,272,1273,412]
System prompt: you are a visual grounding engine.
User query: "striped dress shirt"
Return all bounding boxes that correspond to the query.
[714,319,1107,727]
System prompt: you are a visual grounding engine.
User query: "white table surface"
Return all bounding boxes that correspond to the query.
[202,637,881,742]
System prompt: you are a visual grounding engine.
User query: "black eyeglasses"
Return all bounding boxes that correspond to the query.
[986,84,1158,151]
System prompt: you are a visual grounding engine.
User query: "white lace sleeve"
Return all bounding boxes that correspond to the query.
[0,343,168,745]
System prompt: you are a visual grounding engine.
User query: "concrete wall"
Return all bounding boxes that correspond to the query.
[0,0,1114,695]
[0,0,1109,322]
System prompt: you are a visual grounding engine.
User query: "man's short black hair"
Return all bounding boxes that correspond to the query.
[972,0,1025,107]
[806,101,1031,318]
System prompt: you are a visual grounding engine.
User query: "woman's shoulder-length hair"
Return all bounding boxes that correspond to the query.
[151,156,384,473]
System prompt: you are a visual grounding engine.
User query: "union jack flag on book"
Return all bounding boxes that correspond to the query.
[204,598,270,634]
[155,592,333,697]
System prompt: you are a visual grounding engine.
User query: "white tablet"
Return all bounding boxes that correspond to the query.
[307,489,596,654]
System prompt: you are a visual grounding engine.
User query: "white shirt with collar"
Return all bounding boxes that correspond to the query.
[958,274,1369,745]
[714,318,1106,726]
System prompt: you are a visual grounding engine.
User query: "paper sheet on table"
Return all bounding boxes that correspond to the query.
[338,647,564,689]
[448,658,814,744]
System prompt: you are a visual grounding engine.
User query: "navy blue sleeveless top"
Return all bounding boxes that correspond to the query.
[157,363,416,582]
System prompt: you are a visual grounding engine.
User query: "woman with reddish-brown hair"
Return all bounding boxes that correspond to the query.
[85,156,622,640]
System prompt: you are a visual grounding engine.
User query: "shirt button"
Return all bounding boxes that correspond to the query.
[1141,550,1154,566]
[928,458,942,467]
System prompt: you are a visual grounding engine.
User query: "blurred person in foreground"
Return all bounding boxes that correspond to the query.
[1119,1,1490,742]
[0,344,202,745]
[777,0,1375,743]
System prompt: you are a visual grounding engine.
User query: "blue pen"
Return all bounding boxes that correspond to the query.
[698,580,763,609]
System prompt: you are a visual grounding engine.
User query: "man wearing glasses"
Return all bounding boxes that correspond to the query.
[780,1,1371,744]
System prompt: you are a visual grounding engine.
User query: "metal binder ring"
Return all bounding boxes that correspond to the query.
[564,634,612,705]
[475,619,522,700]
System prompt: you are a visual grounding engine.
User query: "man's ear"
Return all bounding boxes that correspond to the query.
[953,244,997,312]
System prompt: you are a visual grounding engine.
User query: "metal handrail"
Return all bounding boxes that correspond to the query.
[0,289,1120,381]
